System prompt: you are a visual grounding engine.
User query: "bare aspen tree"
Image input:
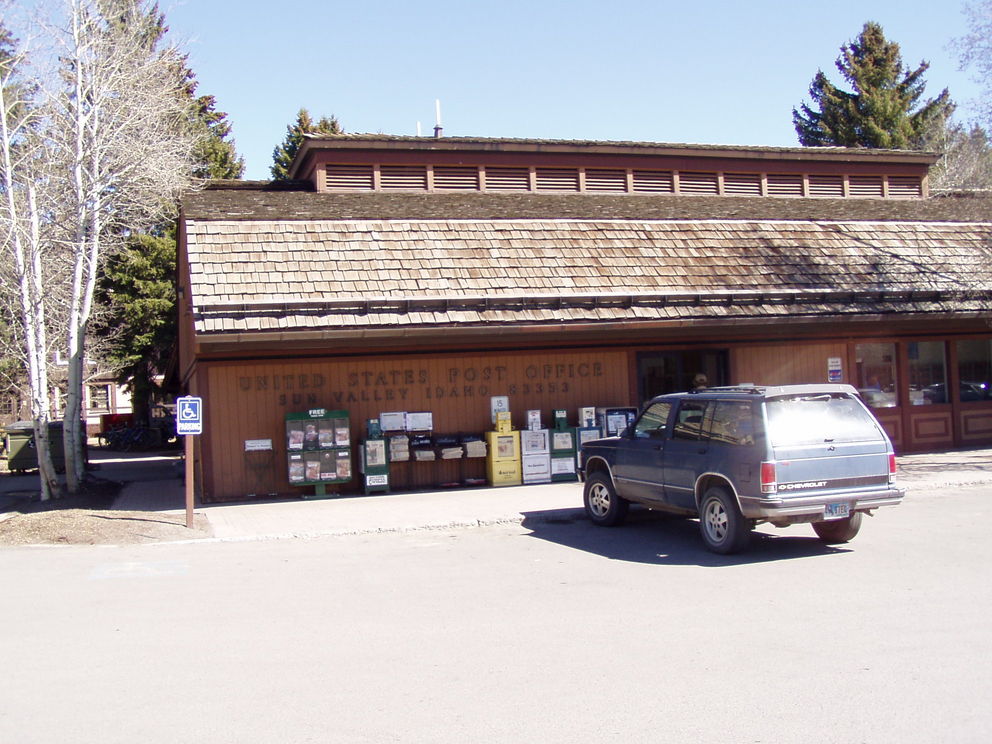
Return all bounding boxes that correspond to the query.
[46,0,198,490]
[0,33,61,500]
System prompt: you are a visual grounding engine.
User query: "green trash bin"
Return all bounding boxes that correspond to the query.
[3,421,65,473]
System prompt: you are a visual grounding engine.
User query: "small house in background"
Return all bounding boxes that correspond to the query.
[177,136,992,502]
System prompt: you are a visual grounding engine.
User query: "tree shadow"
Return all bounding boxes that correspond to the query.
[521,506,850,567]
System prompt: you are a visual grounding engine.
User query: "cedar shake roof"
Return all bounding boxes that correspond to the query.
[182,187,992,338]
[184,188,990,224]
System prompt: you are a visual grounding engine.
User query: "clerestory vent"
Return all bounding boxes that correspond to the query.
[631,170,675,193]
[679,171,720,195]
[325,164,374,190]
[433,166,479,190]
[585,169,627,192]
[485,167,531,191]
[380,165,428,190]
[723,172,762,196]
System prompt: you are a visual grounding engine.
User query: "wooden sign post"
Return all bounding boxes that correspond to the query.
[176,396,203,529]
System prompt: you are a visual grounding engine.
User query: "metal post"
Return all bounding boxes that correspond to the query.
[185,434,194,529]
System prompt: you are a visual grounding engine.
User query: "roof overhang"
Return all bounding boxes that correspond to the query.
[288,135,940,181]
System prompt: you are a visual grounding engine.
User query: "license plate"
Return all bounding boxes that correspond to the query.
[824,502,850,520]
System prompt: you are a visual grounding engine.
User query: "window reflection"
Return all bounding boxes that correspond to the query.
[856,343,897,408]
[907,342,947,405]
[956,339,992,402]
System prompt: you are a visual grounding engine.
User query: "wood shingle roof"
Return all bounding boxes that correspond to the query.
[184,202,992,337]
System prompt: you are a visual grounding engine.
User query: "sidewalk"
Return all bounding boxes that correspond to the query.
[108,447,992,543]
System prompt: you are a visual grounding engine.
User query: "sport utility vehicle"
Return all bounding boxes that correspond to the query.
[579,384,905,554]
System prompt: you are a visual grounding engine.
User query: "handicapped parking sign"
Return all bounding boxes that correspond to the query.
[176,396,203,435]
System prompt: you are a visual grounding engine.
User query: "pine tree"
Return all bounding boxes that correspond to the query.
[793,22,954,148]
[270,108,342,180]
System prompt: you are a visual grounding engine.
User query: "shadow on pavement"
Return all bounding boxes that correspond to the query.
[521,506,850,567]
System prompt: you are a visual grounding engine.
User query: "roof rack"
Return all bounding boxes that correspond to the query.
[691,385,765,395]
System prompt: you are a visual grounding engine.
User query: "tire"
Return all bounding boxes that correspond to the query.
[699,485,751,554]
[812,511,863,544]
[583,471,629,526]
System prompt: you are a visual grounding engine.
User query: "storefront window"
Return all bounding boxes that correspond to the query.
[855,343,897,408]
[956,339,992,402]
[907,341,947,405]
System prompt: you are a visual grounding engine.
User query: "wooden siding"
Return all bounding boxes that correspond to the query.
[960,406,992,443]
[200,349,630,501]
[732,343,850,386]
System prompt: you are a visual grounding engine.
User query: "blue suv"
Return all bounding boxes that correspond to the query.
[579,384,905,554]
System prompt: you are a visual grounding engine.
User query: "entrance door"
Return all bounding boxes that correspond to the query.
[637,350,728,403]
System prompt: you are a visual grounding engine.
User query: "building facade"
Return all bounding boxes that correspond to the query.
[178,137,992,502]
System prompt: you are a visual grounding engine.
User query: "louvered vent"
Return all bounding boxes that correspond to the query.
[678,171,720,195]
[808,174,844,198]
[485,167,531,191]
[723,173,762,196]
[848,175,884,197]
[379,165,428,190]
[536,168,580,191]
[325,164,374,191]
[631,170,674,193]
[585,169,628,192]
[766,174,803,197]
[433,166,479,191]
[887,176,922,198]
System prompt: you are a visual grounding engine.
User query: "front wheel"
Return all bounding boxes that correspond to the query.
[583,472,629,526]
[699,486,751,554]
[812,512,863,544]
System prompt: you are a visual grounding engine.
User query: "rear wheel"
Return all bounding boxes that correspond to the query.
[583,472,629,526]
[812,512,863,544]
[699,485,751,554]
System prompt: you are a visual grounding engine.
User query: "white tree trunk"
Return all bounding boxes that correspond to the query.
[0,74,60,500]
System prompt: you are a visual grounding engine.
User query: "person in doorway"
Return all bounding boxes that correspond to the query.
[693,373,708,390]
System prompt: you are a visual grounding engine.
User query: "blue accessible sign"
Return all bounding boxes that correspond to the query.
[176,396,203,435]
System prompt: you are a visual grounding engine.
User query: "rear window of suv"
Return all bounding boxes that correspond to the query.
[765,393,883,446]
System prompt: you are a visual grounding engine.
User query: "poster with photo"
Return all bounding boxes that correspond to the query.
[336,450,352,480]
[304,452,322,482]
[288,455,305,483]
[303,423,320,450]
[333,419,350,447]
[365,439,387,467]
[496,435,516,459]
[287,422,305,451]
[318,420,335,448]
[521,430,548,453]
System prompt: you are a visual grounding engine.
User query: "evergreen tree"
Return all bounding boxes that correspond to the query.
[270,108,342,180]
[793,22,954,148]
[96,230,177,424]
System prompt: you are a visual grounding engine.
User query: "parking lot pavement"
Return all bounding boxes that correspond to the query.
[4,446,992,543]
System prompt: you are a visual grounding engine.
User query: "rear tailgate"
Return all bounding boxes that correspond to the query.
[772,440,891,498]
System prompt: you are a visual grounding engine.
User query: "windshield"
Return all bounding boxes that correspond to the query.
[765,393,883,446]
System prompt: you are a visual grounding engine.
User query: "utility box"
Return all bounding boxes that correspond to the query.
[550,410,578,482]
[520,428,551,484]
[485,427,521,487]
[2,421,66,474]
[360,418,390,494]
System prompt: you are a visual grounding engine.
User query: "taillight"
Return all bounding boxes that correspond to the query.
[889,453,897,484]
[761,461,777,494]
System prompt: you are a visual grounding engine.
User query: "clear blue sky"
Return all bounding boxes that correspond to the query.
[160,0,983,180]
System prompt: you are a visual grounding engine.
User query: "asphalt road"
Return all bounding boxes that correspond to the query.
[1,484,990,743]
